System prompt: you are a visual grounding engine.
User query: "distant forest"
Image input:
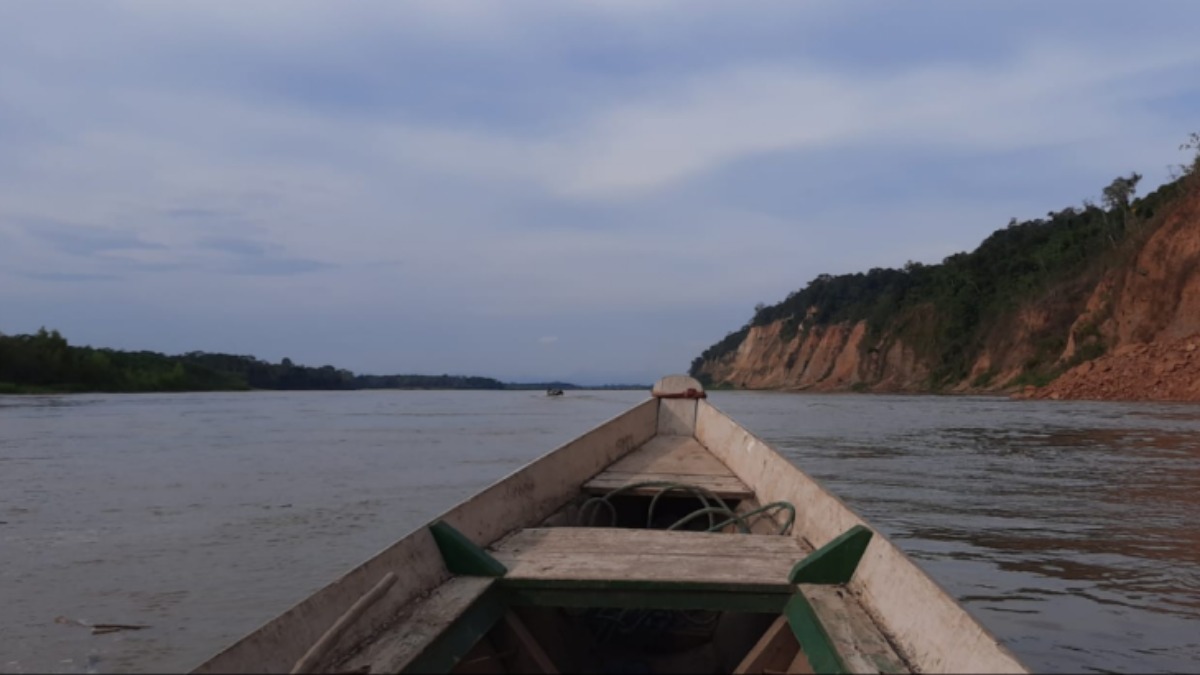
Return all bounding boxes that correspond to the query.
[0,329,642,393]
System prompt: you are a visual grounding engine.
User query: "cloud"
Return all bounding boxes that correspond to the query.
[19,219,167,257]
[164,207,240,221]
[382,40,1200,200]
[537,336,559,345]
[228,258,333,276]
[1,2,1199,380]
[197,236,269,257]
[20,271,122,282]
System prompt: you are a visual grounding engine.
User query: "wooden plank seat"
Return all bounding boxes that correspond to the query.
[582,435,754,500]
[337,576,497,674]
[490,527,809,592]
[774,525,909,674]
[796,584,907,674]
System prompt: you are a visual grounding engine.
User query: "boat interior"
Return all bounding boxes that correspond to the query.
[334,434,907,675]
[446,606,795,674]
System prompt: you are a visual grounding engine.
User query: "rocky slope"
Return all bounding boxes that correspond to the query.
[1017,337,1200,401]
[692,175,1200,402]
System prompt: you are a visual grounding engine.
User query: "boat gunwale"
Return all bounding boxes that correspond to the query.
[190,396,660,674]
[694,397,1028,674]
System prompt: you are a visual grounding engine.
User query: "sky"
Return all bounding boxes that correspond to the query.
[2,2,1199,384]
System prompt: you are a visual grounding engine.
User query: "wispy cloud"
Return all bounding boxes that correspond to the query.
[164,207,239,221]
[382,40,1199,199]
[21,219,166,257]
[197,236,268,257]
[20,271,122,283]
[228,258,332,276]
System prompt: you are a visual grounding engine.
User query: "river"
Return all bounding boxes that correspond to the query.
[1,390,1197,673]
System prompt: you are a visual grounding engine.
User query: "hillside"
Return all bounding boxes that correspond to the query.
[690,141,1200,402]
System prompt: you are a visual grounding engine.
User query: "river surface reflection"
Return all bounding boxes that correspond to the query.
[1,390,1198,673]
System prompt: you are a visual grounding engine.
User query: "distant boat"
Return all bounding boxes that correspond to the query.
[546,388,564,397]
[192,375,1026,674]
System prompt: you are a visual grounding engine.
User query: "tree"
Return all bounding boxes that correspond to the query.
[1101,172,1142,212]
[1180,132,1200,177]
[1100,172,1143,236]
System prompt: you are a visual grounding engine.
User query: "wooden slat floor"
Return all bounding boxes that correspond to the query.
[582,435,753,500]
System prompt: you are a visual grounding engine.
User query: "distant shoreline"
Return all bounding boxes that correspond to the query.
[0,385,651,396]
[0,328,649,395]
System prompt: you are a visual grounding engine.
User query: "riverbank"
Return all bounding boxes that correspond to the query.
[0,328,517,394]
[0,382,248,395]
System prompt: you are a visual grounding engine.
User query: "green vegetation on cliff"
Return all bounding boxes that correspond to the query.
[692,162,1196,389]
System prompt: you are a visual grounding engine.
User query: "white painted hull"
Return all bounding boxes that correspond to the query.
[192,377,1026,674]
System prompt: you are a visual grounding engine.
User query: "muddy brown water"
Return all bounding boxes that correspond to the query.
[1,390,1198,673]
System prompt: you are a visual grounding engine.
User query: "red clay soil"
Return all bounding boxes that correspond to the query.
[1018,334,1200,402]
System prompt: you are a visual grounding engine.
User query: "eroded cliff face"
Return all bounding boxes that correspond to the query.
[699,309,1047,393]
[1111,187,1200,345]
[695,180,1200,400]
[1027,185,1200,401]
[964,305,1068,391]
[700,319,931,391]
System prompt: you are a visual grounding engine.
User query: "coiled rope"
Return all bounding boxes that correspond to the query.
[574,481,797,647]
[578,480,796,535]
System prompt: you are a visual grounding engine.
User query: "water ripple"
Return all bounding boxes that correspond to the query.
[2,390,1198,673]
[715,391,1200,673]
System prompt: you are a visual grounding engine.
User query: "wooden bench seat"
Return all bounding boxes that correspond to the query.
[582,435,754,500]
[490,527,809,592]
[796,584,908,674]
[338,576,497,673]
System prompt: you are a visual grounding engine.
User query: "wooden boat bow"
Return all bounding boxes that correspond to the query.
[191,376,1028,675]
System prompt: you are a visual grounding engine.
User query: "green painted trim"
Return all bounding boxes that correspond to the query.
[788,525,873,585]
[400,589,507,674]
[500,577,792,595]
[504,586,789,613]
[428,521,507,577]
[785,592,846,674]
